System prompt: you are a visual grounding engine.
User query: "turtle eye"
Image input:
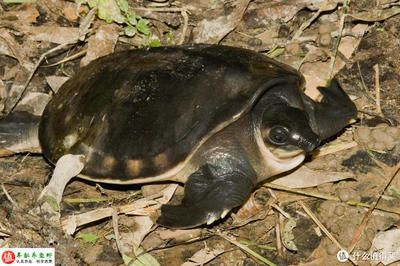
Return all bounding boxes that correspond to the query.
[268,126,290,145]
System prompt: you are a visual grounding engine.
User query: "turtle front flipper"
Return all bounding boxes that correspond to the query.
[303,79,357,140]
[158,164,255,229]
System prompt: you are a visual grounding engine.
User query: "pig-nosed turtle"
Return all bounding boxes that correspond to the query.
[0,44,357,228]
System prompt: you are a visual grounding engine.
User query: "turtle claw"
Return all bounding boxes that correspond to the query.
[221,209,230,219]
[206,213,219,225]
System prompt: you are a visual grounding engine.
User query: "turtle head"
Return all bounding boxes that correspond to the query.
[252,103,320,177]
[260,104,320,154]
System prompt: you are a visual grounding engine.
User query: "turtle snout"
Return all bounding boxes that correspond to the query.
[299,136,320,152]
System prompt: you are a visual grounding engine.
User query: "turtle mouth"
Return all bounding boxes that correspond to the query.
[270,145,304,159]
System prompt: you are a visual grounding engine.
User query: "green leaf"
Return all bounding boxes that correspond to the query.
[45,196,60,212]
[132,246,160,266]
[126,10,138,25]
[124,25,137,37]
[87,0,98,9]
[137,18,150,35]
[76,232,98,245]
[148,38,161,47]
[266,46,285,58]
[116,0,129,13]
[388,186,400,198]
[164,31,175,45]
[97,0,125,24]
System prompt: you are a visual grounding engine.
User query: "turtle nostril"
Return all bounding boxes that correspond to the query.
[301,138,320,152]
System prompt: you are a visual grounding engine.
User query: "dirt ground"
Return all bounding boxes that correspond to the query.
[1,0,400,265]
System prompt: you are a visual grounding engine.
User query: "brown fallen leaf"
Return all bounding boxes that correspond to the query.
[62,184,178,234]
[15,92,51,116]
[370,228,400,265]
[193,0,251,43]
[5,4,39,25]
[64,6,78,22]
[271,165,354,188]
[28,26,80,44]
[181,244,225,266]
[45,76,70,93]
[230,190,269,227]
[302,23,369,97]
[80,24,119,67]
[0,28,33,71]
[158,228,202,242]
[120,216,154,253]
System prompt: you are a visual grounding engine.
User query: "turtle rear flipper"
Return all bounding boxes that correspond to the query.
[0,111,41,156]
[158,164,255,229]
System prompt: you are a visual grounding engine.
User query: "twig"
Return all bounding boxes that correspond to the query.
[270,203,291,219]
[263,183,400,215]
[348,163,400,253]
[292,9,324,41]
[112,210,123,256]
[215,230,277,266]
[299,201,358,265]
[42,49,87,68]
[133,7,190,45]
[179,8,189,45]
[373,64,383,114]
[329,2,347,80]
[1,183,19,209]
[8,42,76,113]
[274,217,282,257]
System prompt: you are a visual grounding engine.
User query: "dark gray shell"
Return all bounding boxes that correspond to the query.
[39,44,302,181]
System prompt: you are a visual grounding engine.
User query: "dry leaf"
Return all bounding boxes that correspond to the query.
[46,76,70,93]
[64,6,78,22]
[158,229,201,242]
[119,216,154,254]
[5,4,39,25]
[271,165,354,188]
[80,24,119,66]
[28,26,80,44]
[62,184,178,234]
[15,92,51,116]
[181,244,225,266]
[231,191,268,226]
[302,24,368,97]
[0,28,33,71]
[193,0,251,43]
[370,228,400,265]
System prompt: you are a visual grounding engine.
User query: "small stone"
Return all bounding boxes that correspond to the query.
[326,241,338,255]
[334,205,345,216]
[356,127,371,142]
[329,223,340,234]
[319,33,332,47]
[247,37,262,47]
[358,237,371,250]
[372,141,386,151]
[385,126,399,137]
[365,228,376,240]
[327,157,337,169]
[371,128,387,141]
[319,24,334,34]
[317,182,333,193]
[337,188,359,202]
[286,42,303,56]
[381,135,395,149]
